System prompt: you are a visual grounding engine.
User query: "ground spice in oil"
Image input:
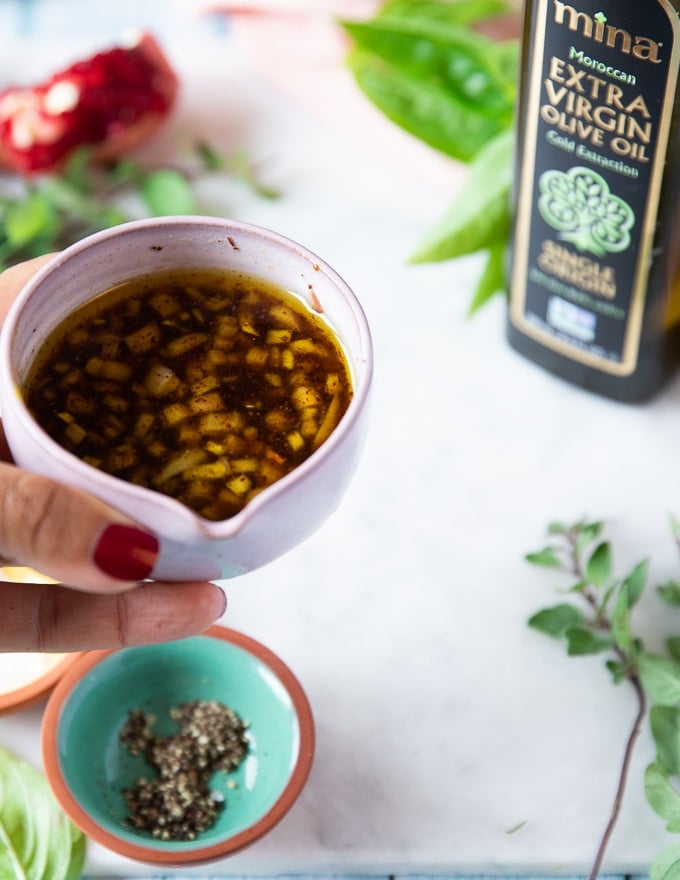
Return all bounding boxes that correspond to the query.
[119,699,249,841]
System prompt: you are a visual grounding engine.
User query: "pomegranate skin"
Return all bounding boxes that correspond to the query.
[0,32,179,175]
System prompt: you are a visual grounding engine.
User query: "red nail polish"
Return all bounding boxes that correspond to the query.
[94,525,159,581]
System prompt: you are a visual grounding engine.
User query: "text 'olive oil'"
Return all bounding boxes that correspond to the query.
[507,0,680,402]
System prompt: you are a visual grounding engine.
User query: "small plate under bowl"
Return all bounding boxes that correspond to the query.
[41,625,314,866]
[0,651,83,715]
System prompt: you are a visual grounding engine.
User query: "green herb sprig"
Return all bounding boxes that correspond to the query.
[0,745,86,878]
[341,0,518,314]
[0,141,280,271]
[527,516,680,880]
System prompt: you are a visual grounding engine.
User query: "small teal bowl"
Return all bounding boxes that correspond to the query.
[41,626,314,866]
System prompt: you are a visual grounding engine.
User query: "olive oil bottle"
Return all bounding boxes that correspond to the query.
[507,0,680,402]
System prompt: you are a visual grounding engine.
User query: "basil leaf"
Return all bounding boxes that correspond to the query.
[585,541,612,587]
[346,50,501,161]
[377,9,520,94]
[621,558,648,608]
[467,236,507,314]
[645,763,680,829]
[650,841,680,880]
[639,653,680,707]
[61,147,95,194]
[668,636,680,663]
[138,168,196,216]
[650,707,680,776]
[0,746,86,880]
[606,658,629,684]
[343,17,515,115]
[197,139,225,171]
[611,583,632,652]
[103,157,142,188]
[4,192,58,248]
[39,178,126,228]
[378,0,511,27]
[524,545,561,568]
[342,6,517,162]
[409,126,512,262]
[528,603,583,637]
[574,520,604,553]
[658,580,680,607]
[565,626,613,656]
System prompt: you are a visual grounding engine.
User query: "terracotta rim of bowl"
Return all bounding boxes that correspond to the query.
[40,625,315,865]
[0,652,85,715]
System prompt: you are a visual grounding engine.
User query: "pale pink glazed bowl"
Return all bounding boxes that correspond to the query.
[0,217,372,580]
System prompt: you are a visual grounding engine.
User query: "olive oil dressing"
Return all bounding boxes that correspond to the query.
[507,0,680,401]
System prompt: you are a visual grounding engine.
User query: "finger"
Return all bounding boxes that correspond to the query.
[0,579,226,652]
[0,461,163,593]
[0,254,55,326]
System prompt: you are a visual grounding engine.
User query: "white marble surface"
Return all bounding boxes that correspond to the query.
[1,16,680,879]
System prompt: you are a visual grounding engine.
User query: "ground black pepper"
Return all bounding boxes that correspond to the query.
[119,699,249,841]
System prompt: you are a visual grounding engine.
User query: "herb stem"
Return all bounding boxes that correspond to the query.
[587,671,646,880]
[564,526,647,880]
[567,529,582,579]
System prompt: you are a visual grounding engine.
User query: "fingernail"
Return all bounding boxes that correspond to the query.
[214,585,227,619]
[94,524,159,581]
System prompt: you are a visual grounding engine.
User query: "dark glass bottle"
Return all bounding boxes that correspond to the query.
[507,0,680,402]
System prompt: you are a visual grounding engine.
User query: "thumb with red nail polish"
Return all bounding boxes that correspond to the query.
[0,457,226,652]
[93,524,160,582]
[0,463,159,593]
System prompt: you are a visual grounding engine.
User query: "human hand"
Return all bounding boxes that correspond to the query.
[0,257,226,653]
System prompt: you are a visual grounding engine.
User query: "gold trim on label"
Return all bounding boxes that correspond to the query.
[509,0,680,376]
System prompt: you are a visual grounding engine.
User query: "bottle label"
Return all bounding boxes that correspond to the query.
[510,0,680,374]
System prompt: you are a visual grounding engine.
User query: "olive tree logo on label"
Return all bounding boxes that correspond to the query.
[538,166,635,256]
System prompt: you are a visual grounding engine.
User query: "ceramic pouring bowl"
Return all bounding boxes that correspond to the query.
[0,216,372,580]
